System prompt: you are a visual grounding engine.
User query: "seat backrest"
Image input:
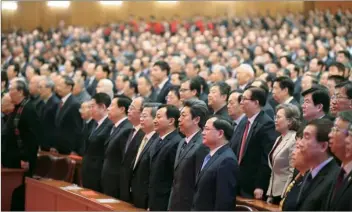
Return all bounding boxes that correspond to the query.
[46,156,76,183]
[34,154,53,178]
[235,205,257,211]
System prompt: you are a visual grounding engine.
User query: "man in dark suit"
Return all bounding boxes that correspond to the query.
[250,80,275,119]
[130,103,161,209]
[28,75,44,117]
[228,90,246,147]
[232,87,278,199]
[192,116,239,211]
[78,101,96,156]
[168,99,209,211]
[81,93,113,192]
[179,78,202,104]
[272,76,301,111]
[3,80,40,176]
[101,96,133,198]
[38,77,60,151]
[137,76,157,102]
[120,97,146,202]
[150,61,172,104]
[208,82,231,122]
[85,62,98,96]
[289,119,339,210]
[324,112,352,211]
[148,105,182,211]
[53,76,84,155]
[302,86,334,123]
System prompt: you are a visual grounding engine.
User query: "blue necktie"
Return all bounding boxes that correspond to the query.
[201,154,211,171]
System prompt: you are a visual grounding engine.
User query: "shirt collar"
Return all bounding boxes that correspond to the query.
[235,114,246,125]
[144,131,156,142]
[161,130,174,140]
[44,94,53,104]
[310,157,333,179]
[133,125,141,132]
[114,117,128,128]
[96,115,108,128]
[61,93,72,105]
[248,111,260,125]
[158,77,169,90]
[284,96,294,104]
[343,160,352,176]
[210,144,225,156]
[86,118,92,124]
[185,130,199,144]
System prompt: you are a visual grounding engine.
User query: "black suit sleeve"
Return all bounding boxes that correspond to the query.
[215,158,238,210]
[255,121,277,190]
[71,103,84,153]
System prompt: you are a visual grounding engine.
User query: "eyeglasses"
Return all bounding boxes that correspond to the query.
[179,88,190,93]
[241,97,253,102]
[331,94,350,100]
[331,126,349,135]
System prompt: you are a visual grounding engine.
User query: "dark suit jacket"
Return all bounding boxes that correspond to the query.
[323,166,352,211]
[192,144,239,211]
[296,159,339,211]
[2,99,40,176]
[289,98,301,112]
[148,130,182,211]
[55,95,84,154]
[130,132,159,209]
[168,131,209,211]
[214,105,232,123]
[156,80,172,104]
[40,94,60,151]
[293,77,302,102]
[79,119,97,156]
[263,102,275,120]
[86,78,98,97]
[30,95,44,118]
[232,110,278,198]
[120,128,145,202]
[81,118,113,192]
[145,90,158,102]
[101,118,133,198]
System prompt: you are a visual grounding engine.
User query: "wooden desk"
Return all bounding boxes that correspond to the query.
[236,196,280,211]
[25,177,142,211]
[1,168,25,211]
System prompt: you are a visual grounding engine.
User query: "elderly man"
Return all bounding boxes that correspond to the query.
[73,77,91,104]
[210,65,228,84]
[236,63,255,90]
[1,93,14,125]
[29,75,44,116]
[331,81,352,116]
[96,78,114,100]
[170,56,185,74]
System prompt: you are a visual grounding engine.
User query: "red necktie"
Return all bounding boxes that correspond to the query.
[239,121,250,164]
[332,168,346,198]
[59,100,63,109]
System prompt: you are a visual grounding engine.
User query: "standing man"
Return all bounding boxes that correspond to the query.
[130,103,161,209]
[7,80,40,176]
[38,77,60,151]
[233,87,277,199]
[324,111,352,211]
[81,93,113,192]
[53,76,83,154]
[302,86,332,123]
[288,119,339,210]
[151,61,172,104]
[148,105,182,211]
[227,90,246,149]
[101,96,133,198]
[192,116,239,211]
[208,82,231,121]
[168,99,209,211]
[272,76,301,110]
[120,97,146,202]
[79,100,95,156]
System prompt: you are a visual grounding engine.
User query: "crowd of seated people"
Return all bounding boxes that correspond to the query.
[1,9,352,211]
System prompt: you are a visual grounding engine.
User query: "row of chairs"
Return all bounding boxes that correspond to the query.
[34,154,76,183]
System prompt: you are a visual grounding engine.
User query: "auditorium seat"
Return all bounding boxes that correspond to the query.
[46,157,76,183]
[235,205,258,211]
[34,154,53,178]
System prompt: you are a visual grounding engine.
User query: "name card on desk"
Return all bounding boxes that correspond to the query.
[60,185,83,191]
[96,199,120,204]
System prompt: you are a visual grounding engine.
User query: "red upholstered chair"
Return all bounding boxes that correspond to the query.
[34,154,53,178]
[46,156,76,183]
[235,205,258,211]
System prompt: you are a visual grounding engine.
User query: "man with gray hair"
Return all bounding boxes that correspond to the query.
[73,77,91,104]
[236,63,255,90]
[38,77,61,151]
[211,64,228,84]
[170,56,185,74]
[29,75,45,116]
[96,78,114,100]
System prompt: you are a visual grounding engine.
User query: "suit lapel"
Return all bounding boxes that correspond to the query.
[234,118,248,155]
[152,130,176,159]
[133,133,158,170]
[89,117,108,139]
[56,95,72,125]
[269,131,294,168]
[174,131,201,169]
[332,170,352,207]
[196,145,228,185]
[104,119,127,146]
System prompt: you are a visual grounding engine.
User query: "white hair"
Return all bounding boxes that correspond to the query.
[237,63,255,78]
[97,79,113,99]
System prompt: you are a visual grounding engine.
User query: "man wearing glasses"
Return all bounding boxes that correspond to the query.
[324,111,352,211]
